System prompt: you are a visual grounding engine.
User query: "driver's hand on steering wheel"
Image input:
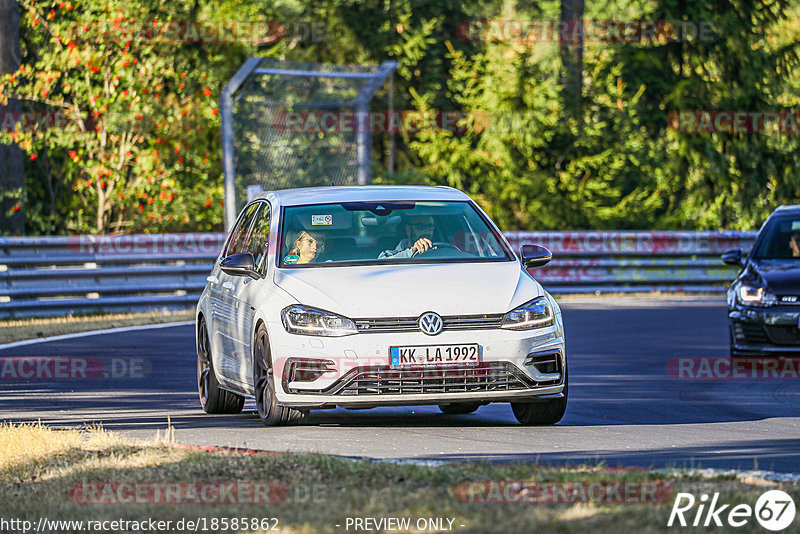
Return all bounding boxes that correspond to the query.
[411,237,434,255]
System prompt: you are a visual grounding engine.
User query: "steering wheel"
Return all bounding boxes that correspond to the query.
[417,242,468,255]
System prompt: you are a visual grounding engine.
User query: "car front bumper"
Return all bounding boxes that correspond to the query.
[729,303,800,356]
[266,318,566,409]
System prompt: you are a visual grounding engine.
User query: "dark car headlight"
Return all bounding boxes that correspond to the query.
[735,283,778,307]
[281,305,357,336]
[501,296,555,330]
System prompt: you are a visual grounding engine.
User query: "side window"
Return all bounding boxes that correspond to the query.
[246,203,271,273]
[226,203,260,256]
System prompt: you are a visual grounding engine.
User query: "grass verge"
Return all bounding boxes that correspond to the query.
[0,423,796,533]
[0,310,194,344]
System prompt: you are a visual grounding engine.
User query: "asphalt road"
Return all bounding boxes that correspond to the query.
[2,297,799,473]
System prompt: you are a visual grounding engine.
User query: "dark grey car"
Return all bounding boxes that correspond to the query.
[723,205,800,357]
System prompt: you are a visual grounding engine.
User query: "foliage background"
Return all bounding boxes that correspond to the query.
[1,0,799,234]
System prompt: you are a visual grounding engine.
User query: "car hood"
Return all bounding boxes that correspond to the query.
[273,261,541,318]
[749,260,800,294]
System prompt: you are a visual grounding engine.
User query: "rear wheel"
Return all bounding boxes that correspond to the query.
[253,323,306,426]
[439,403,481,415]
[511,368,568,425]
[197,317,244,414]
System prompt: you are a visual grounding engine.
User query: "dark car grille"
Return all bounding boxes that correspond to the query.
[288,362,538,396]
[733,322,770,344]
[353,314,505,333]
[765,325,800,345]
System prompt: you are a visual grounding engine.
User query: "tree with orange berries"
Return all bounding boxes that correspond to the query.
[0,0,277,233]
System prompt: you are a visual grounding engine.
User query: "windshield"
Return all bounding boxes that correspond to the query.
[753,216,800,260]
[278,201,513,267]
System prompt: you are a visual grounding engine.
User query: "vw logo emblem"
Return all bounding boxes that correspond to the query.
[419,312,443,336]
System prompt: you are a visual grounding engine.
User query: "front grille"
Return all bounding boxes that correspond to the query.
[733,322,769,344]
[765,325,800,345]
[292,362,535,396]
[779,295,800,304]
[354,314,504,333]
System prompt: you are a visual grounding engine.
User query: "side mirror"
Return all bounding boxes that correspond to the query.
[220,252,262,280]
[520,244,552,268]
[721,248,744,267]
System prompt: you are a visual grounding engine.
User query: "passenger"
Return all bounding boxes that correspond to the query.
[379,215,436,259]
[285,230,324,264]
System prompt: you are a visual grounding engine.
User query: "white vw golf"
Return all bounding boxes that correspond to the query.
[195,186,567,425]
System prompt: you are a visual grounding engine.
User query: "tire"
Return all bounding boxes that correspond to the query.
[197,317,245,414]
[253,323,306,426]
[511,368,568,426]
[439,403,481,415]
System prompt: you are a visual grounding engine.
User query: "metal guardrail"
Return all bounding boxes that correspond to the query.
[0,231,755,318]
[0,234,225,318]
[505,230,756,294]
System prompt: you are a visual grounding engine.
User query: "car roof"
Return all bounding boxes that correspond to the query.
[773,205,800,216]
[258,185,471,206]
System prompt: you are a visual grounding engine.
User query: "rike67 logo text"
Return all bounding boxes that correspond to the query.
[668,490,796,531]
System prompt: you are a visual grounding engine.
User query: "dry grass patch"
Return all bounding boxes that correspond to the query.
[0,423,797,533]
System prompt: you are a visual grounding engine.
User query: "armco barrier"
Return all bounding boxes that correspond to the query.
[505,230,756,294]
[0,231,755,318]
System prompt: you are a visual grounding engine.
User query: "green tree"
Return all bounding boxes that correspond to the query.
[0,0,273,233]
[610,0,800,229]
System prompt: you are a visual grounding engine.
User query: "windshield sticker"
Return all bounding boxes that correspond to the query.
[792,221,800,230]
[283,254,300,264]
[312,214,333,226]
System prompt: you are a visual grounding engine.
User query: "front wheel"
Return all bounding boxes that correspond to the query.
[511,369,568,425]
[253,324,306,426]
[197,317,244,414]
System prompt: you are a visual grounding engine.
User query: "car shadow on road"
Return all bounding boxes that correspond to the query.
[1,377,798,429]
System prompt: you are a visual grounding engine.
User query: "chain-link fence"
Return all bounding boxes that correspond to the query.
[221,58,397,228]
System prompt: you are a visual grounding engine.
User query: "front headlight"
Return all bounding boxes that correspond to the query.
[737,283,777,307]
[281,305,357,337]
[501,296,555,330]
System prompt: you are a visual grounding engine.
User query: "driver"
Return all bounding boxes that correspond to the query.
[379,215,436,259]
[790,232,800,258]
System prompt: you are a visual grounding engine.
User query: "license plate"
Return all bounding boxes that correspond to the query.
[389,344,481,366]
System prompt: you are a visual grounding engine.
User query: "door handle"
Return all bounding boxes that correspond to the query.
[207,275,219,284]
[222,281,235,291]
